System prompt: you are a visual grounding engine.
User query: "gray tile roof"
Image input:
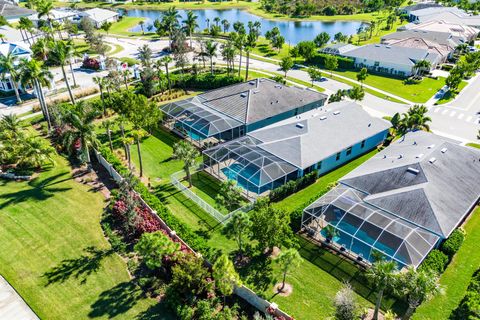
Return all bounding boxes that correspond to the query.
[341,131,480,238]
[343,44,441,67]
[248,101,391,169]
[402,2,442,13]
[321,43,358,55]
[0,0,35,19]
[381,29,464,47]
[197,78,327,124]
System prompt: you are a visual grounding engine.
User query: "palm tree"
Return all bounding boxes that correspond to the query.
[31,37,51,61]
[130,129,146,177]
[18,58,53,130]
[401,104,432,134]
[172,141,199,188]
[205,40,218,75]
[162,6,180,47]
[102,119,114,152]
[121,136,134,170]
[137,44,153,68]
[36,0,55,34]
[366,260,397,320]
[139,20,145,35]
[93,76,107,116]
[18,135,55,168]
[115,116,129,160]
[160,56,173,94]
[0,114,22,140]
[413,60,431,77]
[0,52,22,104]
[61,101,100,168]
[231,32,245,78]
[398,267,442,319]
[121,70,130,90]
[244,32,257,81]
[64,39,79,88]
[213,17,221,27]
[221,41,237,74]
[50,40,76,104]
[221,19,230,33]
[183,10,198,48]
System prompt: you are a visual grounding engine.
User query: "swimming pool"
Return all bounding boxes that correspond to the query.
[222,163,261,193]
[174,123,207,141]
[321,220,406,266]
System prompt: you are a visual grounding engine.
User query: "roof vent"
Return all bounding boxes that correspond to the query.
[398,154,403,159]
[429,157,437,163]
[427,144,435,149]
[253,90,259,94]
[240,93,247,98]
[416,153,424,158]
[274,84,282,88]
[259,78,265,82]
[296,123,304,129]
[386,45,391,48]
[375,44,381,47]
[320,116,327,120]
[407,167,420,174]
[441,147,448,153]
[249,81,255,85]
[333,111,341,115]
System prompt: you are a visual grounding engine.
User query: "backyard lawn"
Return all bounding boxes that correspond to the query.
[413,206,480,319]
[0,154,169,320]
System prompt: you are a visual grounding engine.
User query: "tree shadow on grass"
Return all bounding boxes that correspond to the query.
[237,252,275,293]
[42,246,113,286]
[0,172,72,210]
[135,302,176,320]
[89,281,144,318]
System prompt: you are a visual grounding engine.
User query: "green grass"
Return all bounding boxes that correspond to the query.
[0,154,169,320]
[105,17,148,37]
[466,142,480,149]
[333,71,450,103]
[413,207,480,319]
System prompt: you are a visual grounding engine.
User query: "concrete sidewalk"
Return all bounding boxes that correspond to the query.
[0,276,39,320]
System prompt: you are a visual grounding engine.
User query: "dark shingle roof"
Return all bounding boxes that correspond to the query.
[0,0,35,19]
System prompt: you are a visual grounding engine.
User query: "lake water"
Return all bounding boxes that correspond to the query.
[124,9,366,44]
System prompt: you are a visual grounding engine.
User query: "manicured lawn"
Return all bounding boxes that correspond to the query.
[104,17,148,37]
[0,154,168,320]
[413,207,480,319]
[334,71,450,103]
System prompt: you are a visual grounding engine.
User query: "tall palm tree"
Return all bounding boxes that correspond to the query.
[31,37,51,61]
[50,40,76,104]
[231,32,245,78]
[183,10,198,48]
[413,60,431,77]
[244,32,257,81]
[102,119,114,152]
[93,76,107,116]
[64,39,79,88]
[221,40,237,74]
[221,19,230,33]
[36,0,55,35]
[162,6,180,47]
[130,129,146,177]
[137,44,153,68]
[173,141,199,188]
[61,101,100,168]
[213,17,221,27]
[115,116,129,161]
[0,52,22,104]
[366,260,397,320]
[205,40,218,75]
[160,56,173,94]
[18,58,53,131]
[121,70,130,90]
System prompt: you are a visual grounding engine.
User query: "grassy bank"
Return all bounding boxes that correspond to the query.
[0,154,165,319]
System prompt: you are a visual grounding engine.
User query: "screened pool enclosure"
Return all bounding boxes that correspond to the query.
[302,185,440,269]
[161,98,244,144]
[203,136,299,197]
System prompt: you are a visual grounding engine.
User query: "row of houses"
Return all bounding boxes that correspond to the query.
[165,78,480,270]
[321,3,480,77]
[1,1,119,28]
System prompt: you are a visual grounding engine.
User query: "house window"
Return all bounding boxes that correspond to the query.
[317,161,322,170]
[374,61,380,67]
[346,146,353,156]
[361,140,366,148]
[336,152,341,161]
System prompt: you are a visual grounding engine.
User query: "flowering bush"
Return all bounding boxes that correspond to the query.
[135,205,162,234]
[82,58,100,70]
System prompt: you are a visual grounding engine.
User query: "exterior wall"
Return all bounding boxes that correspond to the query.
[314,129,388,176]
[245,98,326,133]
[352,58,414,77]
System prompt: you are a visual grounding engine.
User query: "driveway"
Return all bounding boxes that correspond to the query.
[0,276,39,320]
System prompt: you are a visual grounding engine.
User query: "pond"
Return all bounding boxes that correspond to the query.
[124,9,366,44]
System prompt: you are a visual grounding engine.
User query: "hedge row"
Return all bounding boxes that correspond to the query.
[450,268,480,320]
[441,229,465,258]
[308,53,355,70]
[420,228,466,274]
[171,73,243,90]
[269,171,319,202]
[98,147,214,258]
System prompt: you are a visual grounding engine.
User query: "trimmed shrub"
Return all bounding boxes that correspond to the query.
[441,228,465,258]
[419,249,448,274]
[308,53,354,70]
[269,170,318,202]
[172,73,243,90]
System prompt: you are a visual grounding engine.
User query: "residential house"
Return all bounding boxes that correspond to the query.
[407,7,480,28]
[399,20,480,42]
[161,78,327,146]
[320,43,357,55]
[0,42,31,93]
[30,9,80,27]
[400,2,443,16]
[82,8,119,28]
[302,131,480,269]
[203,101,390,197]
[342,44,441,77]
[408,6,468,22]
[381,30,465,62]
[0,0,35,22]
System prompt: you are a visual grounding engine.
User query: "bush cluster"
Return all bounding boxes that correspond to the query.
[450,268,480,320]
[269,171,318,202]
[172,73,243,90]
[308,53,354,70]
[98,146,214,258]
[82,58,100,70]
[419,249,449,274]
[441,229,465,258]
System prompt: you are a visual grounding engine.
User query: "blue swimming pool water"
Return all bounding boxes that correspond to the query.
[321,220,404,265]
[174,123,206,141]
[222,163,260,193]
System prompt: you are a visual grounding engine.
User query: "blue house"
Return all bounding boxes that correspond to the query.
[160,78,327,146]
[203,101,390,197]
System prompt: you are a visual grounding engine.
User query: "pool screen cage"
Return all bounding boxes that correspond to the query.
[302,184,440,269]
[161,98,244,147]
[203,136,299,198]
